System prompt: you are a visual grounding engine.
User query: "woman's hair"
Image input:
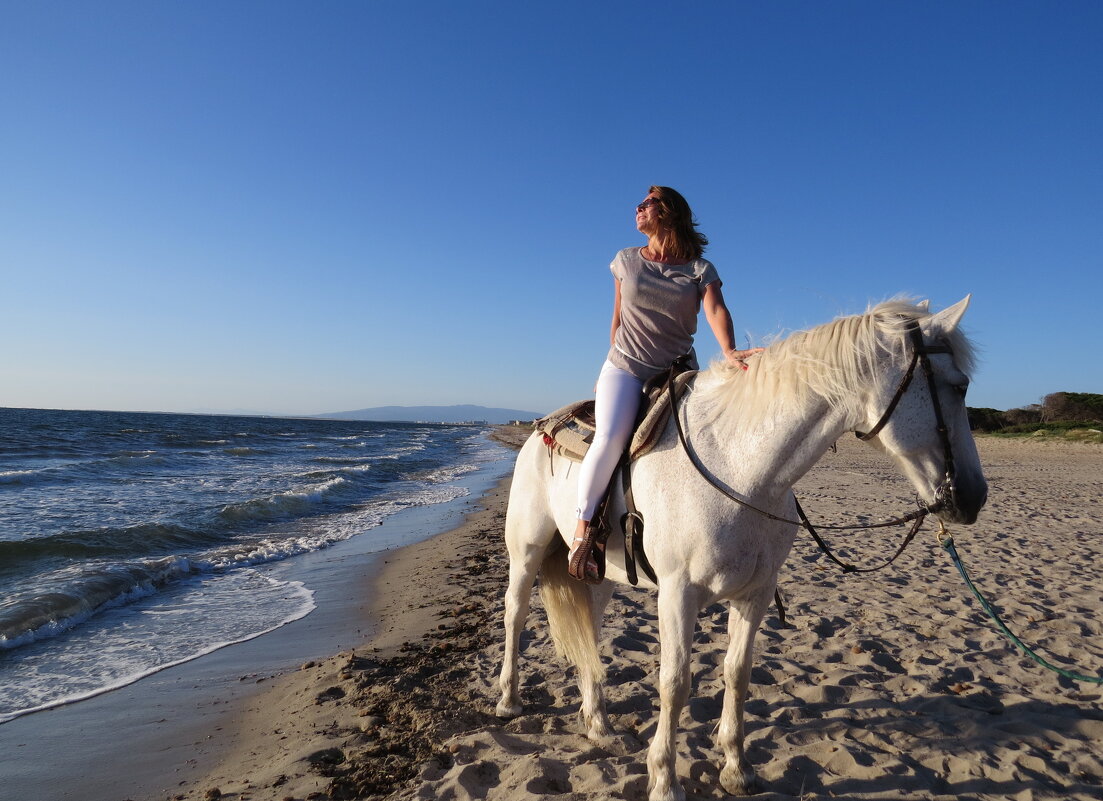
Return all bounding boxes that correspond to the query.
[649,185,709,261]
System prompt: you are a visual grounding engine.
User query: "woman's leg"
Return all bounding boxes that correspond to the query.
[570,361,644,577]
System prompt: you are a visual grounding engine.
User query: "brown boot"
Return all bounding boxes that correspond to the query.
[568,523,605,583]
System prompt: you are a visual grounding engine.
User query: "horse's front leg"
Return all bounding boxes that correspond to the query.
[718,591,770,795]
[646,584,696,801]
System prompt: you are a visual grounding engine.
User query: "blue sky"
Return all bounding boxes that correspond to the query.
[2,1,1100,417]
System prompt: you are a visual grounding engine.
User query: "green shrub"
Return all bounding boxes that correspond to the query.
[967,407,1006,432]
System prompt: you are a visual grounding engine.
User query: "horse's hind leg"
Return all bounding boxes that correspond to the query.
[539,543,614,740]
[496,490,556,718]
[579,579,616,739]
[718,590,771,796]
[495,541,543,718]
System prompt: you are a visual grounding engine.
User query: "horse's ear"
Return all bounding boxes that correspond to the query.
[916,299,930,312]
[926,295,971,334]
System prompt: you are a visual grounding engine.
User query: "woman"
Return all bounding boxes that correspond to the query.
[568,186,762,582]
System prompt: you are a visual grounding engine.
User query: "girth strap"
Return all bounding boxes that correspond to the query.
[618,356,696,586]
[621,449,656,586]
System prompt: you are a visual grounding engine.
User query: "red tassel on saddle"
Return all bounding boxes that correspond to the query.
[541,433,557,475]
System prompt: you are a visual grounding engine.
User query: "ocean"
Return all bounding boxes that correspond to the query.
[0,407,513,724]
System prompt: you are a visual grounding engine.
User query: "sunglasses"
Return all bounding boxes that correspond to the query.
[636,198,661,213]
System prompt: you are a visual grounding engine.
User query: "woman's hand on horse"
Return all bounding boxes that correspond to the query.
[724,347,765,371]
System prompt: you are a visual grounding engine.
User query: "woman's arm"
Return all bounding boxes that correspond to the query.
[702,282,763,369]
[610,278,622,346]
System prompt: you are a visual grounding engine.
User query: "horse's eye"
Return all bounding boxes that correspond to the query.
[954,384,969,399]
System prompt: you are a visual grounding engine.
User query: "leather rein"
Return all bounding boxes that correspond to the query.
[666,320,958,574]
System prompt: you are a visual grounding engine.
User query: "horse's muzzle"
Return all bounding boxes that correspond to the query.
[935,473,988,525]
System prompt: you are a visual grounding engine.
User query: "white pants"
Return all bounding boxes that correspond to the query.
[575,360,645,521]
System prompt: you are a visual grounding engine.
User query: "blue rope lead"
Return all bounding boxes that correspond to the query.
[940,532,1103,684]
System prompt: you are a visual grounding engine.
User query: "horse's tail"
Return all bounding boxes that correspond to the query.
[539,538,603,680]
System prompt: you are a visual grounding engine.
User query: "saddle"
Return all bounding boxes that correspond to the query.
[534,365,697,586]
[534,370,697,465]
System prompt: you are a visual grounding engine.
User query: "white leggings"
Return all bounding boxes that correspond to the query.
[575,360,645,521]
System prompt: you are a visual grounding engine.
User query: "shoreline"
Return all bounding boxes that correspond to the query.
[158,424,531,801]
[0,426,528,801]
[164,473,522,801]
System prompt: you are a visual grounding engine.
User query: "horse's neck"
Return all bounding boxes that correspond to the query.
[684,386,848,496]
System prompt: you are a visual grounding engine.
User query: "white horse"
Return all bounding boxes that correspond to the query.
[496,298,987,799]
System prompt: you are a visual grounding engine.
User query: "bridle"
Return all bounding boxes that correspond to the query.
[665,318,961,573]
[854,321,958,517]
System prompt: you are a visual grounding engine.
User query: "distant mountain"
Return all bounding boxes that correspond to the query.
[316,404,543,424]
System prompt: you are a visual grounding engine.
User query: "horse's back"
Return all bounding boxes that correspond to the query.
[505,432,577,549]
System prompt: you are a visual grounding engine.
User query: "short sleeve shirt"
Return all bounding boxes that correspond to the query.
[607,247,721,380]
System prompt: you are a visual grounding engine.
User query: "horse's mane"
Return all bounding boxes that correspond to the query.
[698,299,977,437]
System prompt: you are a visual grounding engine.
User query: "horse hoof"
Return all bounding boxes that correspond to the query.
[586,719,613,741]
[720,764,759,796]
[495,700,522,718]
[646,783,686,801]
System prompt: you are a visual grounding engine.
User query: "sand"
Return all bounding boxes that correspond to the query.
[151,430,1103,800]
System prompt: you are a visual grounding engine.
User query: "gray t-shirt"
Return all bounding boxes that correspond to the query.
[607,247,721,380]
